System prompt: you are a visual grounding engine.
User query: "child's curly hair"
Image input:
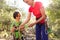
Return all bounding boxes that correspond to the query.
[13,12,19,19]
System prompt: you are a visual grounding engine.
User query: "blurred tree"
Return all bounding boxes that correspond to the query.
[46,0,60,39]
[0,0,17,31]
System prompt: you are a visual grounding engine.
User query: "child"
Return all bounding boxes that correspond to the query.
[10,11,24,40]
[20,0,48,40]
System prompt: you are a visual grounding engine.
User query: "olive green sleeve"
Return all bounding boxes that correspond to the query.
[10,22,15,30]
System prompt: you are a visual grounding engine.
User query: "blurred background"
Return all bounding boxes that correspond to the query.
[0,0,60,40]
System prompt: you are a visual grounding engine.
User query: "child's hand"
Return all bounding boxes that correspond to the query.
[11,27,15,33]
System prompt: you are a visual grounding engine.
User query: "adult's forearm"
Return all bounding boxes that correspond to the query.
[21,18,30,26]
[35,16,45,24]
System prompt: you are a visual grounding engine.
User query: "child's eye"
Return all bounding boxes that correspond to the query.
[18,16,20,17]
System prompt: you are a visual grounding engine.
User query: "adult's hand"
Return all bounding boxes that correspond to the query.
[28,22,36,27]
[19,25,25,31]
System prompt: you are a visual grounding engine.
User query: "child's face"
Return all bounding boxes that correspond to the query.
[23,0,34,5]
[16,13,21,21]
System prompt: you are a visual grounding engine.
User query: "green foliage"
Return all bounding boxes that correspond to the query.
[46,0,60,39]
[0,0,17,31]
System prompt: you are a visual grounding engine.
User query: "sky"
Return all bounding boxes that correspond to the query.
[5,0,52,13]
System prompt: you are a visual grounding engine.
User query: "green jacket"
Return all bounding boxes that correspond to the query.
[10,21,22,38]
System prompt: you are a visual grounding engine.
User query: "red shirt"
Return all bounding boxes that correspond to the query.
[29,2,45,24]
